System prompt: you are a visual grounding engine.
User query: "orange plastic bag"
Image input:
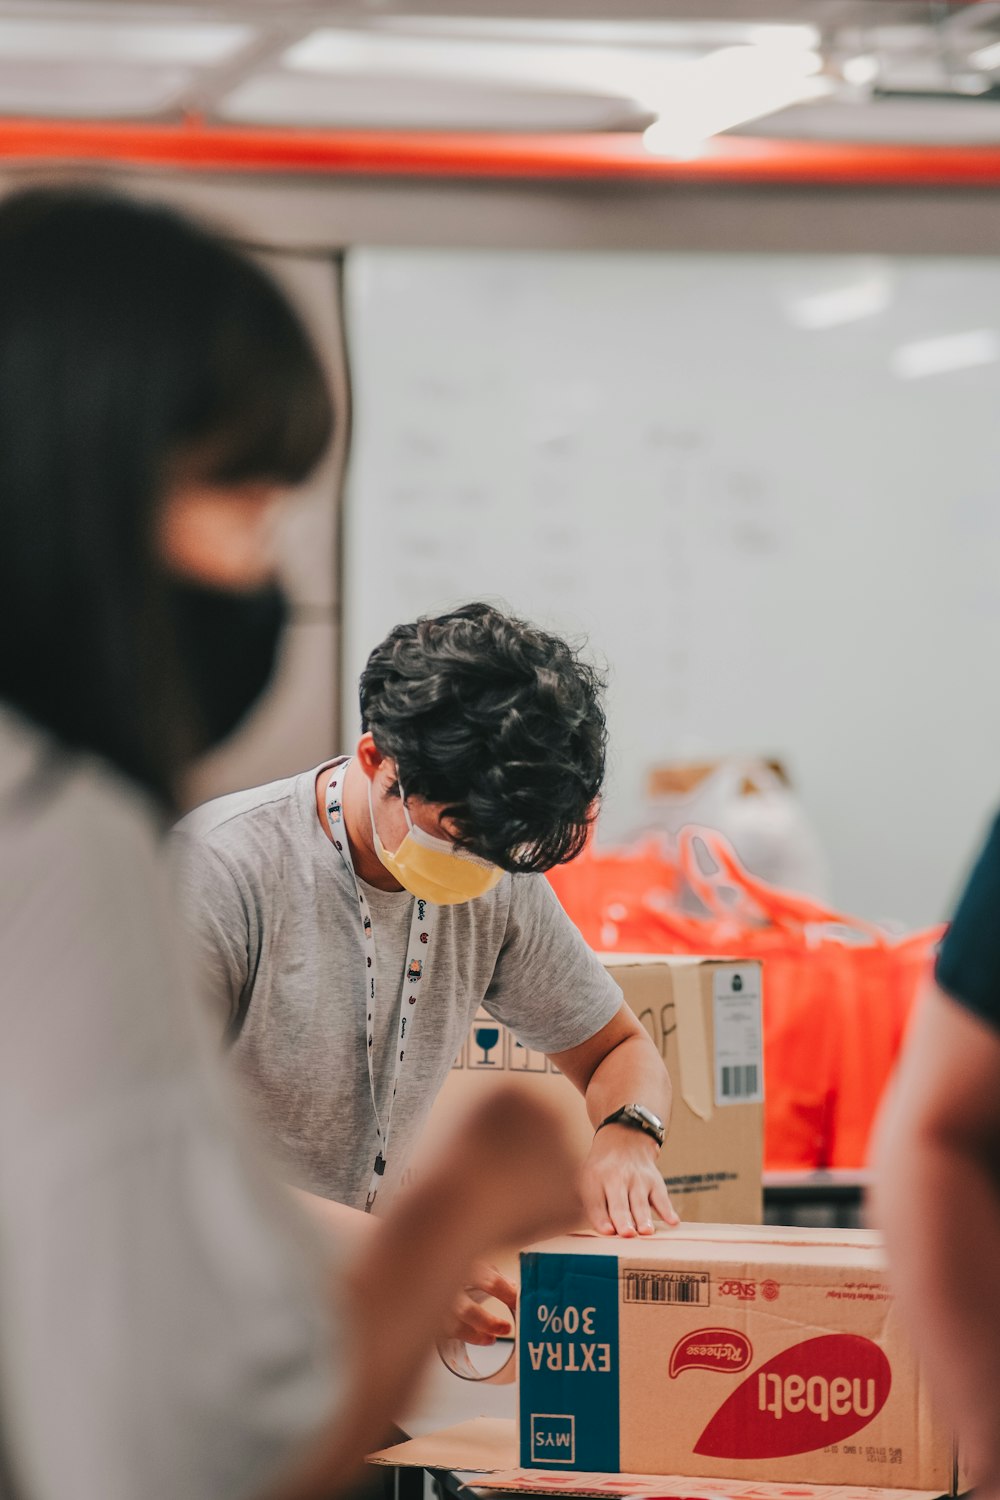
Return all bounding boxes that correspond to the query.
[595,828,941,1172]
[602,870,841,1170]
[675,829,942,1170]
[547,835,679,950]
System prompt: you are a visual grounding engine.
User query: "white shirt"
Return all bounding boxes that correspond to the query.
[0,707,341,1500]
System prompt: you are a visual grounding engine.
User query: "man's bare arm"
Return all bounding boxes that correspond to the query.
[293,1186,517,1345]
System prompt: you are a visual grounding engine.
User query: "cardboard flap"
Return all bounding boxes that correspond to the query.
[475,1476,949,1500]
[368,1417,516,1472]
[673,962,714,1121]
[370,1422,949,1500]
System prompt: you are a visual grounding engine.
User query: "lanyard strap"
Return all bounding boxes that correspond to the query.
[325,764,437,1212]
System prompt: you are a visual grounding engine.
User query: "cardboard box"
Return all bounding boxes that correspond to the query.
[368,1419,950,1500]
[517,1225,957,1491]
[421,956,764,1227]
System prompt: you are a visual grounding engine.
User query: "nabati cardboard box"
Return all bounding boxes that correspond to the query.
[369,1420,952,1500]
[420,956,764,1226]
[518,1225,957,1491]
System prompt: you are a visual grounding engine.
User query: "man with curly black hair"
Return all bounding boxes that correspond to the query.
[174,603,676,1343]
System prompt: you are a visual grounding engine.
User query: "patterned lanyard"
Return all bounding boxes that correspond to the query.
[325,764,436,1212]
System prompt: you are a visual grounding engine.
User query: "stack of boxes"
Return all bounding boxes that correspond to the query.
[407,952,960,1495]
[423,954,765,1226]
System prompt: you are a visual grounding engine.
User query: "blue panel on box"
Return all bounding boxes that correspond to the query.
[519,1251,620,1471]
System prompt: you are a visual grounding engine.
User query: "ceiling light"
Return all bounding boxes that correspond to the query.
[842,55,879,87]
[308,18,820,53]
[278,27,687,120]
[0,58,190,117]
[0,17,252,65]
[745,26,822,51]
[218,72,653,132]
[643,45,832,159]
[969,40,1000,71]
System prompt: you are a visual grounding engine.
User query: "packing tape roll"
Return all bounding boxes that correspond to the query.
[437,1337,516,1385]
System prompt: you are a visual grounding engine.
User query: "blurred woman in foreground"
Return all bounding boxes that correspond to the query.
[0,185,578,1500]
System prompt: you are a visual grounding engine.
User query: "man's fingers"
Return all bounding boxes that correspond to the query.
[460,1324,506,1348]
[469,1264,517,1315]
[629,1180,655,1236]
[605,1182,637,1238]
[452,1293,512,1345]
[581,1175,615,1235]
[651,1175,680,1227]
[464,1304,512,1340]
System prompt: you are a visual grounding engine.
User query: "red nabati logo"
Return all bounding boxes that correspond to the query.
[694,1334,892,1459]
[670,1329,753,1378]
[761,1280,780,1302]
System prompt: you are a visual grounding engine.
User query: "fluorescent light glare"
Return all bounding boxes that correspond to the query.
[0,59,191,117]
[220,71,651,130]
[354,17,820,51]
[284,27,677,109]
[891,329,1000,380]
[745,25,821,51]
[786,271,892,331]
[970,40,1000,71]
[644,44,831,158]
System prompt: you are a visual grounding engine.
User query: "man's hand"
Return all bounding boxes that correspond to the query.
[548,1002,675,1236]
[581,1123,678,1236]
[447,1262,517,1346]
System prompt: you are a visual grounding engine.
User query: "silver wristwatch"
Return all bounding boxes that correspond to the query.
[597,1102,665,1149]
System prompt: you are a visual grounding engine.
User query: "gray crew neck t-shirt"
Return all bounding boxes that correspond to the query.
[172,758,622,1209]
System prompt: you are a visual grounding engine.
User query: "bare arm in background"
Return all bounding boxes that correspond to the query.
[293,1189,518,1347]
[872,983,1000,1494]
[271,1089,581,1500]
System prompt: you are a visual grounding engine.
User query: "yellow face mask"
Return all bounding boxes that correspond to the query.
[368,777,503,906]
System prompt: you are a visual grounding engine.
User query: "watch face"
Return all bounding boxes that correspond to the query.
[628,1104,662,1130]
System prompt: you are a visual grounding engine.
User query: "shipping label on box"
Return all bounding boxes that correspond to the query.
[420,956,764,1227]
[518,1226,956,1491]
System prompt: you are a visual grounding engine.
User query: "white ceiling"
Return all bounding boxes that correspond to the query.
[1,2,1000,143]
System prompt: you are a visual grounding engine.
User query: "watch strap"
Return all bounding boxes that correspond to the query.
[597,1104,665,1148]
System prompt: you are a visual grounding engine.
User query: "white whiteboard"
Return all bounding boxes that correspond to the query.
[343,248,1000,928]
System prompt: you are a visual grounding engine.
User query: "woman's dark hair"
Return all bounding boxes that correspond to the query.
[359,602,607,873]
[0,185,332,804]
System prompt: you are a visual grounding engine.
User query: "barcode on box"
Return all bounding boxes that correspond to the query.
[623,1271,710,1306]
[713,968,764,1106]
[720,1063,759,1099]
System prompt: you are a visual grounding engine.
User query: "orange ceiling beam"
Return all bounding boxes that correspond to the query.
[2,115,1000,183]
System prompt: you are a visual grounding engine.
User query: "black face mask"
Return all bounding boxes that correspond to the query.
[168,579,289,756]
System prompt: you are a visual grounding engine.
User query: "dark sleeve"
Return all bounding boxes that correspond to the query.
[935,812,1000,1029]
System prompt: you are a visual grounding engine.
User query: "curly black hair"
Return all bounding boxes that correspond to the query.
[359,602,607,874]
